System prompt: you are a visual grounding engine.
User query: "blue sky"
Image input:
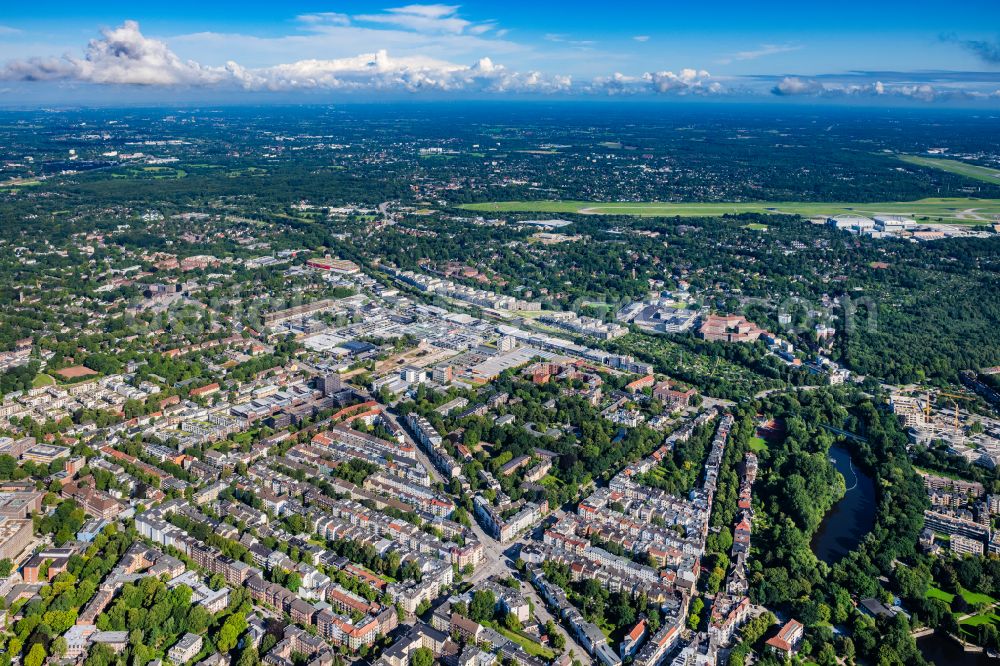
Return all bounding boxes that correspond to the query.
[1,1,999,104]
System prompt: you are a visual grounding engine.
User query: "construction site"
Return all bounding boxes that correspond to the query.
[891,391,1000,468]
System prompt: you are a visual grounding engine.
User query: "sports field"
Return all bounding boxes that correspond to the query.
[899,155,1000,185]
[460,197,1000,223]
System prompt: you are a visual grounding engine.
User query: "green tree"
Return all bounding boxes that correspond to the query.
[469,590,496,624]
[237,646,261,666]
[687,598,704,631]
[84,642,116,666]
[51,637,68,658]
[24,643,46,666]
[187,605,211,634]
[504,612,522,631]
[217,612,248,653]
[410,647,434,666]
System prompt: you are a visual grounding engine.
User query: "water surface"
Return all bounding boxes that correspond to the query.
[811,444,876,564]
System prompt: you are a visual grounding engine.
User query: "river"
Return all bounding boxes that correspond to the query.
[811,444,877,564]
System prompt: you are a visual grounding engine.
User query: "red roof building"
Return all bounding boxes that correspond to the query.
[699,314,765,343]
[765,619,804,656]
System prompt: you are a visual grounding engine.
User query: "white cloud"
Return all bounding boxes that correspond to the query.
[0,21,573,94]
[769,75,980,102]
[353,4,488,35]
[633,35,650,43]
[3,19,995,103]
[646,68,719,94]
[545,33,595,47]
[243,51,574,93]
[390,4,459,18]
[295,13,351,27]
[0,25,22,36]
[1,21,230,85]
[772,76,826,95]
[719,43,801,64]
[467,22,498,36]
[589,68,723,96]
[590,72,642,95]
[896,84,938,102]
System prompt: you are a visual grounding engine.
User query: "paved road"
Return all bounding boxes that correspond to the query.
[384,404,587,658]
[465,519,508,584]
[515,566,589,660]
[752,384,825,400]
[701,396,735,410]
[465,523,589,660]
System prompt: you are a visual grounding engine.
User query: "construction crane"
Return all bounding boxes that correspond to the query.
[938,392,974,431]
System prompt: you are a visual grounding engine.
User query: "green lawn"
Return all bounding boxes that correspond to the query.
[0,178,40,189]
[748,436,768,453]
[959,612,1000,642]
[913,465,966,481]
[485,622,555,660]
[926,585,996,609]
[31,373,55,388]
[899,155,1000,185]
[460,197,1000,224]
[538,474,564,488]
[960,612,1000,628]
[926,586,956,604]
[961,589,997,606]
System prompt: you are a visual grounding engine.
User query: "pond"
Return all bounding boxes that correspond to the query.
[917,631,998,665]
[811,444,877,564]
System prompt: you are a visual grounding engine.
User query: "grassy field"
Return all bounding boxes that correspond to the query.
[748,436,769,453]
[0,178,41,189]
[961,589,997,606]
[926,585,997,609]
[460,197,1000,223]
[112,166,187,180]
[961,612,1000,627]
[484,622,555,660]
[899,155,1000,185]
[538,474,564,488]
[926,586,956,604]
[31,373,55,389]
[914,465,967,481]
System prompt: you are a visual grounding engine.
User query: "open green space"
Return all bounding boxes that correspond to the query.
[961,589,997,606]
[31,373,55,388]
[926,585,956,604]
[899,155,1000,185]
[748,436,769,453]
[925,584,997,609]
[112,166,187,180]
[958,612,1000,642]
[960,612,1000,628]
[460,197,1000,223]
[484,622,555,660]
[537,474,564,488]
[913,465,967,481]
[0,178,40,188]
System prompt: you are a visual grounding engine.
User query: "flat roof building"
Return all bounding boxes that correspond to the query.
[0,517,32,561]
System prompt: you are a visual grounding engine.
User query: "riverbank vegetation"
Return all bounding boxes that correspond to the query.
[747,387,929,664]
